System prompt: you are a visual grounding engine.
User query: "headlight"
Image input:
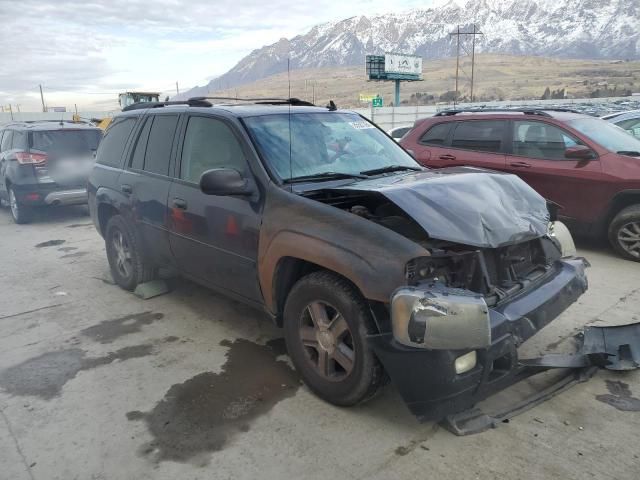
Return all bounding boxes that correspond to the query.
[549,221,576,257]
[391,285,491,350]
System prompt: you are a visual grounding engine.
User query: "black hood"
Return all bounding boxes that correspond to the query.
[329,167,550,248]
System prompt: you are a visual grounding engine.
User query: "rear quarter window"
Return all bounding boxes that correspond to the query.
[419,122,452,146]
[96,117,137,168]
[11,130,27,150]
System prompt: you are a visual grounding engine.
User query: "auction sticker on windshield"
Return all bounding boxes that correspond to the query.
[349,121,375,130]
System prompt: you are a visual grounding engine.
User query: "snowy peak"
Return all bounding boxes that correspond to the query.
[183,0,640,97]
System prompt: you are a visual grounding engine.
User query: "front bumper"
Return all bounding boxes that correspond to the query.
[370,258,589,422]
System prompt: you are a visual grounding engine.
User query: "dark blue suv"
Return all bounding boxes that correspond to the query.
[0,120,102,223]
[88,98,588,422]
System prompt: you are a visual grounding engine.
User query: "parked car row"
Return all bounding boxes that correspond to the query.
[399,108,640,261]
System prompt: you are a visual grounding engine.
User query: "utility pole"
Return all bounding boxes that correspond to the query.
[39,84,46,112]
[449,25,483,105]
[16,104,21,113]
[454,25,460,107]
[176,82,179,96]
[8,104,14,121]
[470,24,477,102]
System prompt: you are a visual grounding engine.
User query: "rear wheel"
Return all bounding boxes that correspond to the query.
[8,187,33,224]
[283,271,385,406]
[105,215,155,290]
[608,205,640,262]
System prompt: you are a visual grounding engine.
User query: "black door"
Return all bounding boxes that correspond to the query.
[119,113,179,266]
[168,114,262,302]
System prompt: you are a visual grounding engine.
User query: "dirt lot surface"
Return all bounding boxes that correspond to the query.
[1,206,639,480]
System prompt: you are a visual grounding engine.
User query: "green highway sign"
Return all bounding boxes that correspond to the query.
[372,96,383,107]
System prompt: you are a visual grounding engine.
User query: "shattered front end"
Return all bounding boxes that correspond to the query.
[370,256,591,425]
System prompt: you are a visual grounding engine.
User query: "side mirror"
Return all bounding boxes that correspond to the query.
[199,168,253,196]
[565,145,595,161]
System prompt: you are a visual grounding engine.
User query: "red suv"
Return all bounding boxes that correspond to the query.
[400,109,640,261]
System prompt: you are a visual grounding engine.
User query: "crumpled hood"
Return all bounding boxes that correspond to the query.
[331,167,550,248]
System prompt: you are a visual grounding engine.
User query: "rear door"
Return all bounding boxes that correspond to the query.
[410,121,454,167]
[504,119,607,224]
[441,120,508,170]
[119,113,180,266]
[168,114,262,302]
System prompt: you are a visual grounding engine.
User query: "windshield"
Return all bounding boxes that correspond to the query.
[568,117,640,154]
[244,112,418,181]
[30,129,102,154]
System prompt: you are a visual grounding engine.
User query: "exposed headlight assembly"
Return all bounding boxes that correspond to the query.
[391,285,491,350]
[548,220,577,257]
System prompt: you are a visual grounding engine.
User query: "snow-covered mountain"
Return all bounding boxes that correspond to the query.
[183,0,640,97]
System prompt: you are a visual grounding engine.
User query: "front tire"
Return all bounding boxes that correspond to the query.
[608,205,640,262]
[105,215,155,290]
[283,271,385,406]
[8,186,33,224]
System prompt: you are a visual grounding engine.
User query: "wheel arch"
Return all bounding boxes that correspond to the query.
[605,190,640,229]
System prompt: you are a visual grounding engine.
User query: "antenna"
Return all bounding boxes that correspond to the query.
[287,57,293,190]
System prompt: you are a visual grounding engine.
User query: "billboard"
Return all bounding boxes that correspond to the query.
[384,53,422,76]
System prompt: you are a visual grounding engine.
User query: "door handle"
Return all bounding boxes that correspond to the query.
[172,198,187,210]
[510,161,532,168]
[120,184,132,194]
[439,154,456,161]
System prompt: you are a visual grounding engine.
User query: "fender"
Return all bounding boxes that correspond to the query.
[258,186,428,313]
[94,185,136,235]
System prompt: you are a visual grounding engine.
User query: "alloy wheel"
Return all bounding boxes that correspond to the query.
[112,229,133,278]
[617,221,640,259]
[299,301,356,381]
[9,189,19,219]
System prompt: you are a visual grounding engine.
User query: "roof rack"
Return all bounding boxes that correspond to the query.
[189,96,316,107]
[434,107,580,117]
[122,98,212,112]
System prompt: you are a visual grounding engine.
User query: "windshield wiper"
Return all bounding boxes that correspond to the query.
[360,165,422,176]
[283,171,367,184]
[617,151,640,157]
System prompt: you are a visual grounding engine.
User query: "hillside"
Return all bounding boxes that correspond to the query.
[181,0,640,98]
[201,54,640,108]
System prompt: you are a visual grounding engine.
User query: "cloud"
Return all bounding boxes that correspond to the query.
[0,0,430,110]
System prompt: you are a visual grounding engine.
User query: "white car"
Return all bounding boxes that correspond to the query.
[387,125,413,141]
[602,110,640,138]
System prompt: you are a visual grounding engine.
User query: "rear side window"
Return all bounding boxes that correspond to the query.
[143,115,179,176]
[419,122,452,145]
[12,131,27,150]
[129,117,152,170]
[450,120,505,153]
[0,131,12,152]
[96,117,136,167]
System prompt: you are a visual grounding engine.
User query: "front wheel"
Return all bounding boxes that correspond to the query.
[8,186,33,224]
[105,215,155,290]
[283,271,385,406]
[608,205,640,262]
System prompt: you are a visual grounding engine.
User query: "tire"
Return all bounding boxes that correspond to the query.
[283,271,385,406]
[8,186,33,224]
[105,214,155,290]
[608,205,640,262]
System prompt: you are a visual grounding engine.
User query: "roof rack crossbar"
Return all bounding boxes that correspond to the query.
[434,107,579,117]
[190,96,315,107]
[122,99,212,112]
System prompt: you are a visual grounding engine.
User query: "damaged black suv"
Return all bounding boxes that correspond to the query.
[88,98,588,422]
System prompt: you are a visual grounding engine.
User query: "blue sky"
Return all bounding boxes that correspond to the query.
[0,0,432,111]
